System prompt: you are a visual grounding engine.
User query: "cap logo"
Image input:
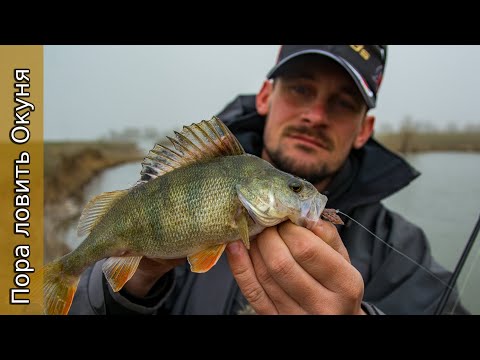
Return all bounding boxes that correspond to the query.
[350,45,370,61]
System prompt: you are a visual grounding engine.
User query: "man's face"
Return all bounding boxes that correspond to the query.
[257,55,375,190]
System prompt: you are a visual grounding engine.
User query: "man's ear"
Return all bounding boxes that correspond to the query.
[256,80,272,116]
[353,115,375,149]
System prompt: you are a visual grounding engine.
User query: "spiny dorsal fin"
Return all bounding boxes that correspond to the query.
[136,116,245,185]
[77,189,129,237]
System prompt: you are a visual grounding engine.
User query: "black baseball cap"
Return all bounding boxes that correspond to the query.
[267,45,388,109]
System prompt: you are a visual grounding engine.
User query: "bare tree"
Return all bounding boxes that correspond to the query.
[399,115,415,153]
[377,122,394,134]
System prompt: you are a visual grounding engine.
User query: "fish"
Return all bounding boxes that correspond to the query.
[40,116,343,315]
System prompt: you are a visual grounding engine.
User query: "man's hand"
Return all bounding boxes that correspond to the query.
[226,220,366,315]
[123,257,186,298]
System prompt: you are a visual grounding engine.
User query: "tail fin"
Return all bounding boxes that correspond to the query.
[43,259,80,315]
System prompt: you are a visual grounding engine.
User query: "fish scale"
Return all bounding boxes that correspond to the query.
[138,156,257,256]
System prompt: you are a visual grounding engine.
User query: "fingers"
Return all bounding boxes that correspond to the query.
[227,239,308,314]
[278,221,363,299]
[278,222,362,292]
[310,220,350,262]
[227,221,365,315]
[249,240,307,314]
[256,226,330,312]
[226,240,278,314]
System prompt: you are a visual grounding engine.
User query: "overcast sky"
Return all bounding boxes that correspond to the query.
[44,45,480,140]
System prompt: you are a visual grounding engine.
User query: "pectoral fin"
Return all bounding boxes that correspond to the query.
[235,210,250,250]
[102,256,142,292]
[188,244,226,273]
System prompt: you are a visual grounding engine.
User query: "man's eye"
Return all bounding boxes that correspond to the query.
[290,85,312,97]
[332,97,358,111]
[293,86,306,94]
[339,99,355,109]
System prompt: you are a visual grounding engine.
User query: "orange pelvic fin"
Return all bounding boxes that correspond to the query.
[187,243,227,273]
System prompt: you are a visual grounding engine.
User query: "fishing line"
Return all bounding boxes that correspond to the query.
[335,210,453,290]
[451,245,480,313]
[435,212,480,315]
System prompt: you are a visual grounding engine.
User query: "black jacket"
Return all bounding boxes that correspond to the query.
[69,95,468,315]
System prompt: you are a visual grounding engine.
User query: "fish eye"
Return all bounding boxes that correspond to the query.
[288,180,303,193]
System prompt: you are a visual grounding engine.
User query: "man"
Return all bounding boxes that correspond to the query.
[69,45,467,315]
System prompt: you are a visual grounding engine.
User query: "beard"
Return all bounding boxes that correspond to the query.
[264,125,338,185]
[265,145,333,184]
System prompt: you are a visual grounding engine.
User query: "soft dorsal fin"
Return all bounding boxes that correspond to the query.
[136,116,245,185]
[77,189,129,237]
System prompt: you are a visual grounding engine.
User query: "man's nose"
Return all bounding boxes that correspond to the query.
[301,98,329,126]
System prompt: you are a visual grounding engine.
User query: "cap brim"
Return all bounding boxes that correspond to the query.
[267,49,376,109]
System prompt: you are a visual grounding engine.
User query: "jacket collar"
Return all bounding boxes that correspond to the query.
[217,95,420,211]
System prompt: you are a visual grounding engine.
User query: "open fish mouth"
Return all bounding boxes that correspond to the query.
[297,193,328,230]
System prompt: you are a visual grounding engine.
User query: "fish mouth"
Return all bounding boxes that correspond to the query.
[297,193,328,230]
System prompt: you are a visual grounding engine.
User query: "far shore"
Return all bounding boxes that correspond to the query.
[375,131,480,153]
[45,141,143,204]
[44,141,143,261]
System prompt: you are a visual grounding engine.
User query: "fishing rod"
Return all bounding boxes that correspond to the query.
[434,212,480,315]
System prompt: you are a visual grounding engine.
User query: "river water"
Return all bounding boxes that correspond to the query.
[383,152,480,314]
[65,152,480,314]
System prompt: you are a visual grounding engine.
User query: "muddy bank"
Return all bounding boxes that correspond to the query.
[44,141,143,262]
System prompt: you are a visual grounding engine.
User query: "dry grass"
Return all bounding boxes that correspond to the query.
[375,131,480,153]
[44,141,144,261]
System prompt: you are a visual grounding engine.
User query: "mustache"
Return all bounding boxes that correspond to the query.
[283,126,334,151]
